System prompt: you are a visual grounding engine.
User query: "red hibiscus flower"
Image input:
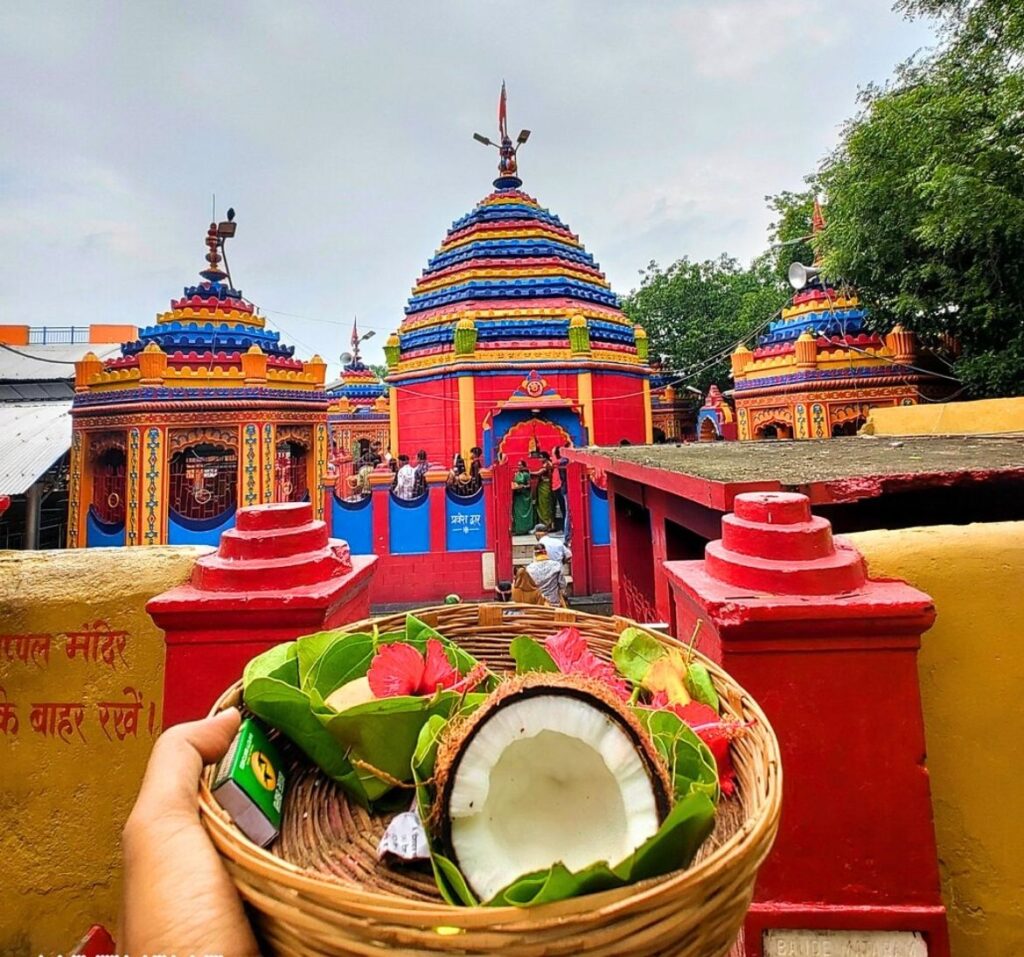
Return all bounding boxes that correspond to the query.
[650,695,740,797]
[367,639,461,698]
[545,627,631,700]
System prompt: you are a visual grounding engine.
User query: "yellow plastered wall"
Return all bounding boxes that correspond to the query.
[0,546,207,956]
[848,523,1024,957]
[861,396,1024,436]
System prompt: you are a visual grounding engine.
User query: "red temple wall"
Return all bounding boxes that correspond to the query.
[591,373,648,446]
[392,376,461,463]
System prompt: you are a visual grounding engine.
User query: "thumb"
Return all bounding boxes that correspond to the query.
[132,708,242,821]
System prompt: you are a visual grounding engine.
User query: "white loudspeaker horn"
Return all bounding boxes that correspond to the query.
[339,351,354,366]
[788,262,821,290]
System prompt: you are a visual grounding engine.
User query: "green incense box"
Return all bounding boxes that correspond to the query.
[212,717,286,847]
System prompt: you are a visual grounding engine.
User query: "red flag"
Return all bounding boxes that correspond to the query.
[498,80,508,139]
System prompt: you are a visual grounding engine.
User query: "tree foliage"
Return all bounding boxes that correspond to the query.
[817,2,1024,396]
[765,188,818,286]
[621,255,787,397]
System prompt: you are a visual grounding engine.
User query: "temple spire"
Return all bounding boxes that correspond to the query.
[350,316,362,364]
[199,221,227,282]
[473,82,531,191]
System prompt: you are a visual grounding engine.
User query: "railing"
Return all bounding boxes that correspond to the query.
[28,326,92,345]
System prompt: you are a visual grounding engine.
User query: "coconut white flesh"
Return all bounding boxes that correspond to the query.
[447,694,661,902]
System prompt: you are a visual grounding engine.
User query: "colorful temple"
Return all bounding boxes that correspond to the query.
[68,219,329,547]
[326,320,389,470]
[382,87,652,464]
[730,204,953,439]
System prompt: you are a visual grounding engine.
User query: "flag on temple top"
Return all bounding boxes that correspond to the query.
[811,197,826,234]
[498,80,508,139]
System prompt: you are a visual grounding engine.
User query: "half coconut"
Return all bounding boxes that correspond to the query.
[433,672,672,902]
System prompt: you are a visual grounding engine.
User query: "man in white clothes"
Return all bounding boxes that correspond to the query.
[532,524,571,565]
[393,454,418,501]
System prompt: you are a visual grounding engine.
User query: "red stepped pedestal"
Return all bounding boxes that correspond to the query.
[664,491,949,957]
[150,502,377,726]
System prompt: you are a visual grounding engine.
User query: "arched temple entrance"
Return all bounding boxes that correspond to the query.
[275,439,310,502]
[168,441,238,543]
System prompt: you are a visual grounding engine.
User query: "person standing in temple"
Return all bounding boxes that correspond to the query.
[511,459,535,534]
[412,449,430,498]
[552,445,571,542]
[535,450,554,530]
[393,454,417,500]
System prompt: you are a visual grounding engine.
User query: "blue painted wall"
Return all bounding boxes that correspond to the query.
[86,508,125,547]
[389,491,431,555]
[168,507,236,546]
[331,492,373,555]
[446,486,487,552]
[589,481,610,546]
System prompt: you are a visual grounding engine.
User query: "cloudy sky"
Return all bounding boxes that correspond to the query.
[0,1,936,373]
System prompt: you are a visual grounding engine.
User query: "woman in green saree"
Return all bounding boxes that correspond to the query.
[511,459,535,534]
[534,451,555,530]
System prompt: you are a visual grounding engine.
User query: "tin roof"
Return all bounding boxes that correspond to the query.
[0,402,72,495]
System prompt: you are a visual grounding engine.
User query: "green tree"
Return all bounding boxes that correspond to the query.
[765,188,818,286]
[814,1,1024,396]
[622,254,787,397]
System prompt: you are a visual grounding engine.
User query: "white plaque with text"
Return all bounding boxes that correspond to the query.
[763,929,927,957]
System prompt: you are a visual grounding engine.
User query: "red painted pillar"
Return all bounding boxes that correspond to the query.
[491,460,513,583]
[149,502,377,726]
[371,480,390,556]
[566,462,590,596]
[664,492,948,956]
[428,475,447,553]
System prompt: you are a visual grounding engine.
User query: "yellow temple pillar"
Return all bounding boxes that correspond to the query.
[577,371,595,442]
[458,374,476,459]
[389,386,399,454]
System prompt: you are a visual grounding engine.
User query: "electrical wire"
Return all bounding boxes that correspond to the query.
[0,341,81,364]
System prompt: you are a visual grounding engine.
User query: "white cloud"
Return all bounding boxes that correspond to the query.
[0,0,935,364]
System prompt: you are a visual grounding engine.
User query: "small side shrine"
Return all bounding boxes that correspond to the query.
[326,319,390,471]
[695,385,737,441]
[68,215,329,547]
[730,202,954,439]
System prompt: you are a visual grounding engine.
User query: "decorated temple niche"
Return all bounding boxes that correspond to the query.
[650,368,695,442]
[383,85,653,467]
[326,319,389,483]
[68,217,328,547]
[695,385,737,441]
[731,202,954,440]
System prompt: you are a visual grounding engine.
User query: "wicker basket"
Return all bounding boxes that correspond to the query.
[199,603,782,957]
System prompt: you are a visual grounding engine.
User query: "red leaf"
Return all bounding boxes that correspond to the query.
[367,642,426,698]
[545,627,631,700]
[421,639,460,693]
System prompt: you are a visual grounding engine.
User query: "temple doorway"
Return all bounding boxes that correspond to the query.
[699,417,718,441]
[90,445,126,529]
[754,421,793,440]
[275,440,310,502]
[832,417,866,437]
[168,444,238,526]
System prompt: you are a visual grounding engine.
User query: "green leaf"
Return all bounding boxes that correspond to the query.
[612,627,666,684]
[683,661,720,711]
[296,629,348,686]
[635,707,719,803]
[243,674,368,804]
[486,791,716,907]
[243,641,298,686]
[435,854,479,907]
[509,636,558,674]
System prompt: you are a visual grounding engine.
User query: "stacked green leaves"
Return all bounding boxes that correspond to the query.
[243,614,490,807]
